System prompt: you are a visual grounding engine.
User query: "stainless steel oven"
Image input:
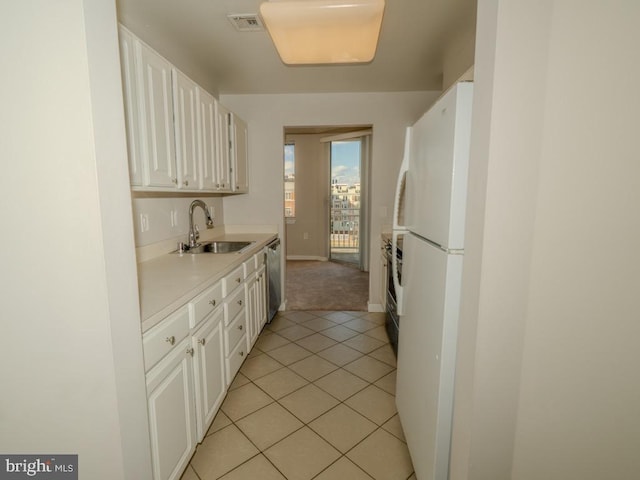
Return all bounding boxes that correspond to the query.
[384,238,402,356]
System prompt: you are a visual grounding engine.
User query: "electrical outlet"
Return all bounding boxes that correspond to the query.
[303,232,309,240]
[140,214,149,233]
[208,206,215,218]
[170,209,178,228]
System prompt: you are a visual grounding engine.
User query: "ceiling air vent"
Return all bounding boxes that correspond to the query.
[227,14,264,32]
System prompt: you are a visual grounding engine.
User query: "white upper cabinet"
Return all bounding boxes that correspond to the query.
[198,88,218,190]
[139,41,177,187]
[118,27,143,185]
[216,103,232,191]
[118,26,248,194]
[172,70,199,189]
[230,113,249,193]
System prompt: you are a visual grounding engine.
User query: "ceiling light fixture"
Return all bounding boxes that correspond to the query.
[259,0,385,65]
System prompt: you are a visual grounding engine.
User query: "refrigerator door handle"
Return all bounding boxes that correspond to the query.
[392,126,411,316]
[392,126,412,232]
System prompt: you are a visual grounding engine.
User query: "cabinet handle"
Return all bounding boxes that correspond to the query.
[239,351,244,357]
[186,347,195,357]
[238,325,243,330]
[165,336,175,346]
[209,299,217,306]
[236,277,241,284]
[172,178,178,185]
[238,299,243,306]
[198,338,206,346]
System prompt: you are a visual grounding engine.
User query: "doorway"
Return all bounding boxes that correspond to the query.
[329,139,362,266]
[282,125,372,310]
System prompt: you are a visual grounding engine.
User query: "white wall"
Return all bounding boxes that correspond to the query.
[442,28,476,90]
[131,195,225,247]
[284,133,330,259]
[0,1,151,478]
[220,92,440,309]
[451,2,640,479]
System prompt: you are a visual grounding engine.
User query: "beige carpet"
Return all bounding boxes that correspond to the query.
[286,260,369,311]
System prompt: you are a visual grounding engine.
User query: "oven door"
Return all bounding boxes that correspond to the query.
[385,289,399,356]
[385,246,401,356]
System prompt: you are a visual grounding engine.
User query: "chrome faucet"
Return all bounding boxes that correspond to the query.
[188,200,214,248]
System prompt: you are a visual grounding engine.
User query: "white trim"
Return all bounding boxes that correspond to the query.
[367,303,385,313]
[320,129,372,143]
[286,255,329,261]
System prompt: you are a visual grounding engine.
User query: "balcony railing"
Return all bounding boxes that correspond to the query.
[330,192,360,252]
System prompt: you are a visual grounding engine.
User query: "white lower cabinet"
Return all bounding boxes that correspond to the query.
[146,337,197,480]
[191,308,225,441]
[246,272,258,348]
[223,282,248,386]
[226,322,247,383]
[246,255,268,349]
[256,263,268,331]
[142,246,273,480]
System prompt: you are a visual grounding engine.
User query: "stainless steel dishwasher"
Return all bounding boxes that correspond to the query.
[266,238,281,322]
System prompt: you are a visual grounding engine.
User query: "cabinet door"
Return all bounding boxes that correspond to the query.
[257,265,267,330]
[230,113,249,193]
[192,309,226,441]
[245,274,258,348]
[216,103,231,191]
[198,89,218,190]
[172,70,199,190]
[139,43,177,187]
[118,27,143,185]
[146,338,197,480]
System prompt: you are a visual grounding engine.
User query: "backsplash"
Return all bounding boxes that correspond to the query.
[131,196,225,247]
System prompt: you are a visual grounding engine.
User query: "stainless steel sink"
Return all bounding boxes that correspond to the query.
[175,241,254,254]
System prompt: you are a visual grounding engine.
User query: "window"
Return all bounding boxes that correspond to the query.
[284,143,295,217]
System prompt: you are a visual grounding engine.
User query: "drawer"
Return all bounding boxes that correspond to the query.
[243,256,256,278]
[224,285,245,325]
[189,281,223,328]
[222,265,244,296]
[142,306,190,372]
[226,333,247,385]
[225,309,247,356]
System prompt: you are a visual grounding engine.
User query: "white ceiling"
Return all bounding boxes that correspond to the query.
[116,0,477,95]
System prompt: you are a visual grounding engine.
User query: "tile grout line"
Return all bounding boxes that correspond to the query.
[189,311,402,480]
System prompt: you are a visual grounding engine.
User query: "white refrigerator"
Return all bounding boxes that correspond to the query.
[392,82,473,480]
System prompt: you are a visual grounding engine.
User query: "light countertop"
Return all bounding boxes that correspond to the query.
[137,232,277,332]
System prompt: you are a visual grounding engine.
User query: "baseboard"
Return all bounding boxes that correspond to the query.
[367,303,385,313]
[286,255,329,261]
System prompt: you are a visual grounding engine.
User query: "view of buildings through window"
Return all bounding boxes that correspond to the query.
[284,143,295,217]
[283,139,361,262]
[330,140,361,261]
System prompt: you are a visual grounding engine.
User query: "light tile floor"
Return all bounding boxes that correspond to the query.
[182,310,415,480]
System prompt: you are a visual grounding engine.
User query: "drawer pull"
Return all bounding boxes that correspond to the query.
[165,336,175,346]
[209,299,217,306]
[198,338,206,345]
[187,347,194,357]
[236,277,241,284]
[237,300,243,306]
